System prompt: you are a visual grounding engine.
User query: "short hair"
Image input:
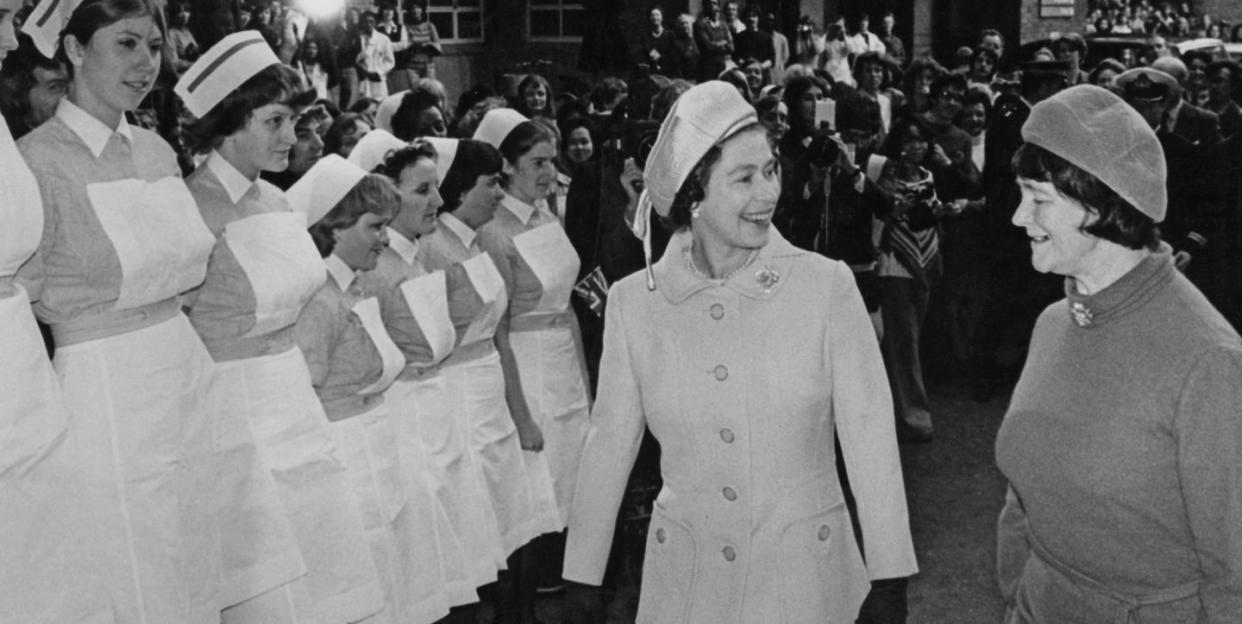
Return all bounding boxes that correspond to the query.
[1013,142,1159,250]
[498,119,556,165]
[323,112,369,156]
[1055,32,1087,57]
[980,28,1004,46]
[589,76,628,112]
[930,72,969,101]
[957,87,993,123]
[349,97,379,115]
[666,122,766,230]
[1088,58,1126,85]
[650,79,693,121]
[902,57,947,95]
[1181,49,1214,71]
[882,115,932,160]
[58,0,167,77]
[852,51,892,87]
[1207,60,1242,100]
[972,47,999,72]
[390,90,443,141]
[438,140,503,214]
[1150,56,1189,84]
[557,115,595,151]
[308,174,401,257]
[374,139,438,181]
[753,94,783,117]
[0,34,67,126]
[515,73,554,117]
[182,63,317,153]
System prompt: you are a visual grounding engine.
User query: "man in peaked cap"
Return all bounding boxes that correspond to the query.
[1150,56,1222,147]
[1116,66,1219,303]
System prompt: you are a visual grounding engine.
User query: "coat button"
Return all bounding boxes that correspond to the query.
[720,428,735,443]
[709,303,725,320]
[713,365,729,381]
[722,486,737,501]
[656,528,666,543]
[818,524,831,541]
[722,546,736,562]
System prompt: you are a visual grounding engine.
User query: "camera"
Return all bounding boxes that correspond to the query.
[806,134,842,168]
[903,182,940,231]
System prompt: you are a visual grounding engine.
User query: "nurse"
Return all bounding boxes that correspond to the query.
[291,155,451,624]
[177,32,387,623]
[353,132,506,619]
[563,82,918,623]
[418,137,563,563]
[16,0,223,621]
[474,108,590,616]
[0,0,111,619]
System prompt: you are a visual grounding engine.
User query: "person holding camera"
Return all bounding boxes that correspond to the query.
[562,80,916,624]
[871,116,960,444]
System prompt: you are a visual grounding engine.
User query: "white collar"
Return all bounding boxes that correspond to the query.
[325,254,356,291]
[502,193,537,225]
[206,151,258,203]
[1165,98,1184,132]
[439,212,476,249]
[386,227,420,265]
[56,98,133,158]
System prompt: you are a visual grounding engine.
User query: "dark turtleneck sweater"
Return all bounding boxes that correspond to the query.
[995,250,1242,621]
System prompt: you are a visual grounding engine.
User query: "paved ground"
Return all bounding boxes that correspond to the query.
[523,385,1013,623]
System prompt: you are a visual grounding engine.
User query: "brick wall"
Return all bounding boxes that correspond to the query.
[1020,0,1091,43]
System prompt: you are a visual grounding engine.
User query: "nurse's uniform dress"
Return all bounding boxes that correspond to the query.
[357,228,505,598]
[17,99,223,624]
[421,212,563,554]
[0,108,114,624]
[295,254,451,624]
[476,193,588,525]
[186,152,387,623]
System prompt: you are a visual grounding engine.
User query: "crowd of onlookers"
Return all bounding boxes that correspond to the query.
[1085,1,1236,38]
[3,0,1240,420]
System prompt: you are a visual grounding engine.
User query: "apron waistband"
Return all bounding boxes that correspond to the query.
[509,310,574,333]
[51,298,181,346]
[396,339,496,381]
[202,327,296,363]
[323,394,385,422]
[1026,527,1201,622]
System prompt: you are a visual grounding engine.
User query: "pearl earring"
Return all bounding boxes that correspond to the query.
[690,205,701,219]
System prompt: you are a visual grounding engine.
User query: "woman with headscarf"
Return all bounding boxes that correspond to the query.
[177,32,389,623]
[564,80,917,624]
[16,0,223,620]
[474,107,588,622]
[292,156,454,623]
[996,84,1242,622]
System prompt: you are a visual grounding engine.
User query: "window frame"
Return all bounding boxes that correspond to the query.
[425,0,485,44]
[527,0,585,43]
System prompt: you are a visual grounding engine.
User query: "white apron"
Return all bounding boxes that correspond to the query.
[0,121,115,624]
[216,212,386,623]
[333,297,451,624]
[387,271,503,594]
[510,223,591,524]
[53,175,221,624]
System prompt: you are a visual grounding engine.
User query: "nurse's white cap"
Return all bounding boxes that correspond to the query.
[348,129,408,173]
[287,154,368,226]
[175,31,281,118]
[422,137,459,181]
[22,0,81,58]
[374,90,406,133]
[472,108,529,149]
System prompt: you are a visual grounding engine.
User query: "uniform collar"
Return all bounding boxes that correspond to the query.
[439,212,477,249]
[206,151,259,204]
[501,192,537,225]
[56,98,133,158]
[386,227,420,265]
[652,228,804,305]
[325,254,356,291]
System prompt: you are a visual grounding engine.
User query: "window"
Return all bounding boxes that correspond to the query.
[528,1,585,41]
[426,0,484,43]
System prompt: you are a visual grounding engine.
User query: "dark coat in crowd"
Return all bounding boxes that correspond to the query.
[733,28,774,65]
[1168,100,1221,147]
[1214,100,1242,140]
[693,17,733,82]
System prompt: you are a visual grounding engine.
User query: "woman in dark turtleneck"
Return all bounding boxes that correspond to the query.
[995,85,1242,622]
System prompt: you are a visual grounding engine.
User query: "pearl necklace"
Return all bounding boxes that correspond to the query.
[684,245,760,281]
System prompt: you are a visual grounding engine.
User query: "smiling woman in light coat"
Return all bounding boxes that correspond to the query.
[562,81,918,623]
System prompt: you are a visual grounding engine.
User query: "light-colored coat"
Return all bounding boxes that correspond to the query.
[564,230,918,623]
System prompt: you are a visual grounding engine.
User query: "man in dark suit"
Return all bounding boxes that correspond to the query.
[1151,56,1221,147]
[1205,60,1242,140]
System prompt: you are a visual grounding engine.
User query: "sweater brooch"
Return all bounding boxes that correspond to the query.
[1069,301,1094,327]
[755,266,781,292]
